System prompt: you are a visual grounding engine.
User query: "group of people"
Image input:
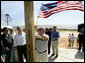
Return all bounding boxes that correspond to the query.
[68,33,84,52]
[1,27,27,62]
[1,26,60,62]
[68,33,76,47]
[1,25,84,62]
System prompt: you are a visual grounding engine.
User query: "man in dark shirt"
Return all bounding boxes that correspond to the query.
[45,28,52,54]
[1,27,13,62]
[78,24,84,52]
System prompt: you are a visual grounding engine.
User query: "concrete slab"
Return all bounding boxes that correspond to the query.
[48,48,84,62]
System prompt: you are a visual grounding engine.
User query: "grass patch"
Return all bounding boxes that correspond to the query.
[58,29,77,32]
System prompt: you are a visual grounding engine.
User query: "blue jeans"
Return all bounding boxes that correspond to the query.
[5,50,11,62]
[11,48,16,62]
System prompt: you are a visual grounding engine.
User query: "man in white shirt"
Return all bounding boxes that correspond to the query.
[35,27,49,62]
[14,27,27,62]
[70,33,75,47]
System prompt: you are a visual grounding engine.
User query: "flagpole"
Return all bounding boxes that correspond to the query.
[36,16,39,25]
[36,3,43,25]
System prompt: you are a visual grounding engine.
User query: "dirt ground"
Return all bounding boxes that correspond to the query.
[58,31,79,48]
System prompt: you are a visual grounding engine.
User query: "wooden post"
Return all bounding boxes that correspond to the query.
[24,1,35,62]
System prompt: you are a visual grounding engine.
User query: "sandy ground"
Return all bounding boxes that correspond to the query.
[58,31,79,48]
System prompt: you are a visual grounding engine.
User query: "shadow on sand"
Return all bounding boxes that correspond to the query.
[48,55,57,62]
[75,50,84,59]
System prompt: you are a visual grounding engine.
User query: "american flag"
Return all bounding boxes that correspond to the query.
[38,1,84,18]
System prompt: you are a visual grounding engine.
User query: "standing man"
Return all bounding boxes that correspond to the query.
[46,28,52,54]
[14,27,27,62]
[78,24,84,52]
[1,27,13,62]
[10,29,17,62]
[51,26,60,58]
[35,27,49,62]
[70,33,75,47]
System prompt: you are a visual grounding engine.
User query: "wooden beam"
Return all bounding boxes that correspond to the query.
[24,1,35,62]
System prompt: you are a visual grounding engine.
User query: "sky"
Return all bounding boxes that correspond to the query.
[1,1,84,27]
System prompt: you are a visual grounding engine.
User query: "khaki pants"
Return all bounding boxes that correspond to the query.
[35,50,48,62]
[70,40,74,47]
[51,40,58,55]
